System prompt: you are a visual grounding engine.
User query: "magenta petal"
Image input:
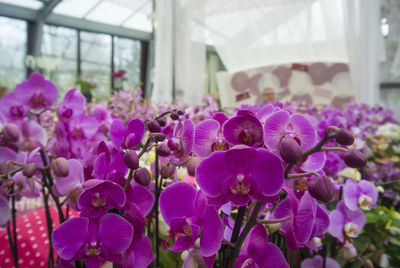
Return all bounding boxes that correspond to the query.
[182,119,195,155]
[223,114,263,146]
[225,146,257,174]
[359,180,378,205]
[196,152,231,197]
[328,207,345,242]
[129,236,154,268]
[200,207,223,257]
[291,114,316,150]
[264,110,290,150]
[129,184,154,216]
[84,256,101,268]
[98,213,134,254]
[301,151,326,172]
[252,149,284,196]
[212,112,229,126]
[258,243,289,268]
[193,119,220,157]
[159,182,196,223]
[0,147,17,163]
[343,180,360,211]
[272,198,292,232]
[93,152,109,179]
[110,118,126,148]
[285,221,298,251]
[21,118,48,147]
[52,217,90,260]
[127,118,145,145]
[294,192,317,244]
[314,204,330,237]
[246,225,269,261]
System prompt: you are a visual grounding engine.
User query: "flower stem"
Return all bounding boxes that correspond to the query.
[227,202,263,268]
[154,147,160,268]
[123,169,134,192]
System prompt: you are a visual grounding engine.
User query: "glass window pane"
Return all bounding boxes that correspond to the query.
[0,17,26,95]
[114,37,142,89]
[0,0,42,10]
[41,25,77,97]
[80,31,111,98]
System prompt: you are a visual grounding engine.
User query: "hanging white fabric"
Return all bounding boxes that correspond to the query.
[152,0,173,104]
[342,0,384,106]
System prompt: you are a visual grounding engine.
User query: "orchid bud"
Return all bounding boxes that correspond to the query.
[23,163,36,178]
[148,120,161,133]
[124,151,139,170]
[157,117,166,127]
[155,133,166,142]
[160,165,173,178]
[363,260,374,268]
[187,157,202,177]
[335,129,354,146]
[339,240,357,260]
[52,157,69,177]
[167,139,180,151]
[344,149,367,168]
[2,123,20,143]
[156,143,170,157]
[308,175,334,202]
[279,137,303,164]
[134,168,151,186]
[177,110,185,116]
[170,113,179,120]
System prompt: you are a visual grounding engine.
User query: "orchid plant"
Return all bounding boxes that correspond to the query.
[0,72,397,268]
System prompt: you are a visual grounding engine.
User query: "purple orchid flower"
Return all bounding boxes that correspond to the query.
[77,179,126,218]
[301,255,340,268]
[93,145,128,180]
[182,239,217,268]
[272,189,329,251]
[223,110,264,147]
[343,179,378,211]
[264,110,326,171]
[109,118,145,149]
[264,110,317,151]
[56,88,86,121]
[196,146,284,206]
[52,213,133,268]
[328,201,366,242]
[20,118,48,151]
[159,182,223,264]
[168,119,194,159]
[235,225,289,268]
[14,72,58,109]
[0,92,28,123]
[193,118,230,158]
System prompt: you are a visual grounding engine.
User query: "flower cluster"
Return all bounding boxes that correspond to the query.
[0,72,396,268]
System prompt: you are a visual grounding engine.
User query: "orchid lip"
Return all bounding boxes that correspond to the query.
[344,222,359,237]
[358,194,372,210]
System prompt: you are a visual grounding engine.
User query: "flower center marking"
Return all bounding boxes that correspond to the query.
[91,192,106,207]
[344,222,359,237]
[358,194,372,210]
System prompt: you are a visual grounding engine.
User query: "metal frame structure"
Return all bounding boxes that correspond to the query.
[0,1,153,96]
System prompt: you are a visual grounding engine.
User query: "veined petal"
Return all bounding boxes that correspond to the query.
[258,243,289,268]
[98,213,134,254]
[52,217,90,261]
[127,118,145,145]
[359,180,378,205]
[343,179,360,211]
[301,151,326,172]
[264,110,290,150]
[110,118,126,148]
[252,149,284,196]
[291,114,316,150]
[294,192,317,244]
[193,119,220,157]
[160,182,196,223]
[196,152,231,197]
[200,206,223,257]
[182,119,195,155]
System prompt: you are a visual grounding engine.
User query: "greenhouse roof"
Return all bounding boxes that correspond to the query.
[0,0,153,38]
